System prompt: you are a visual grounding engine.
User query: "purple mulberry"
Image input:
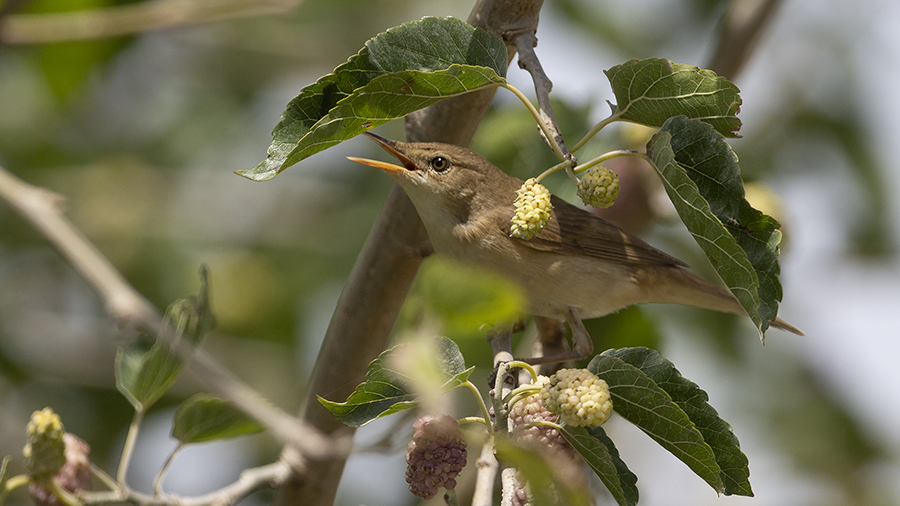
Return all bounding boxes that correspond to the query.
[509,377,585,500]
[405,415,467,499]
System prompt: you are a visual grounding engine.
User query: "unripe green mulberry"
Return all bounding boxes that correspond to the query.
[510,178,552,240]
[577,166,620,209]
[541,369,613,427]
[23,408,66,478]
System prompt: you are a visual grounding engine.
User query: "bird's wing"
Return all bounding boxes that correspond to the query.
[511,195,687,267]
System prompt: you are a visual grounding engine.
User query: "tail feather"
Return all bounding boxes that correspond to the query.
[636,266,804,336]
[769,317,805,336]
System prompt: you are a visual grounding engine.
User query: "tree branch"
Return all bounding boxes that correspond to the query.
[510,30,571,163]
[0,0,302,44]
[282,2,546,506]
[706,0,783,80]
[0,164,344,464]
[471,439,499,506]
[82,460,293,506]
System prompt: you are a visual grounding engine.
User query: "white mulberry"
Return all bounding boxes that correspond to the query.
[541,369,613,427]
[510,178,553,240]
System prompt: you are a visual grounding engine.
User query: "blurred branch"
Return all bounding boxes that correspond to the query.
[83,460,292,506]
[472,439,498,506]
[283,2,546,506]
[707,0,782,80]
[0,0,301,44]
[0,164,345,465]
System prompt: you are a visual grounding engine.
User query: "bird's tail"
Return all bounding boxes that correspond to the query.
[636,267,804,336]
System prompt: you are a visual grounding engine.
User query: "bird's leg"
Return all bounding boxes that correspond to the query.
[523,308,594,365]
[532,316,570,375]
[563,307,594,359]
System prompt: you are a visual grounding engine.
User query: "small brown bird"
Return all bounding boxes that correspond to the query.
[349,132,802,363]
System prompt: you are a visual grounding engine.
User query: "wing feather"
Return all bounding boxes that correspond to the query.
[510,195,686,267]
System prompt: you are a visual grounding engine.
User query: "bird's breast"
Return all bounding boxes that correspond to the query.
[428,222,644,320]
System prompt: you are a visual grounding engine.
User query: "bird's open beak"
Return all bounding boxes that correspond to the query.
[347,132,417,173]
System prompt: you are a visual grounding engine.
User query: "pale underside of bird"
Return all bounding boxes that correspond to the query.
[350,132,803,364]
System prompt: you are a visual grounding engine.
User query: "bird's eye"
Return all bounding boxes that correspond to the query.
[430,156,450,172]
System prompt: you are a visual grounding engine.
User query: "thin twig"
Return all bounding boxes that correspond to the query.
[509,30,575,171]
[117,411,144,486]
[504,361,537,383]
[463,380,493,432]
[152,444,183,496]
[534,159,574,184]
[499,467,519,506]
[470,439,498,506]
[470,327,518,505]
[0,0,302,44]
[1,474,31,504]
[503,385,541,414]
[443,488,460,506]
[46,478,83,506]
[81,460,293,506]
[0,164,344,463]
[573,149,645,175]
[458,416,491,428]
[500,82,566,164]
[90,465,119,492]
[570,111,620,153]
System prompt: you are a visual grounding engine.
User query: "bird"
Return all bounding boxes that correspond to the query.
[349,132,803,363]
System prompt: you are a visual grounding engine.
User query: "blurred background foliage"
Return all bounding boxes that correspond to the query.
[1,0,898,505]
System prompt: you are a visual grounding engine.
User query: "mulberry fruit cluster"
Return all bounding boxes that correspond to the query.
[510,376,582,504]
[541,369,613,427]
[510,178,553,240]
[405,415,467,499]
[577,166,620,209]
[23,408,92,506]
[29,433,92,506]
[23,408,67,478]
[510,376,568,450]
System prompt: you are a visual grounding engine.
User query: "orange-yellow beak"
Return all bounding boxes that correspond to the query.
[347,132,418,173]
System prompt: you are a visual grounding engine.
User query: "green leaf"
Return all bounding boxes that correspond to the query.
[494,437,591,506]
[115,266,215,411]
[605,58,741,137]
[408,258,528,339]
[318,336,473,427]
[561,425,638,506]
[589,351,723,493]
[172,394,265,444]
[647,116,783,337]
[241,16,508,181]
[605,347,752,496]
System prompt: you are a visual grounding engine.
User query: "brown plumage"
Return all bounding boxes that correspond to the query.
[350,132,802,362]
